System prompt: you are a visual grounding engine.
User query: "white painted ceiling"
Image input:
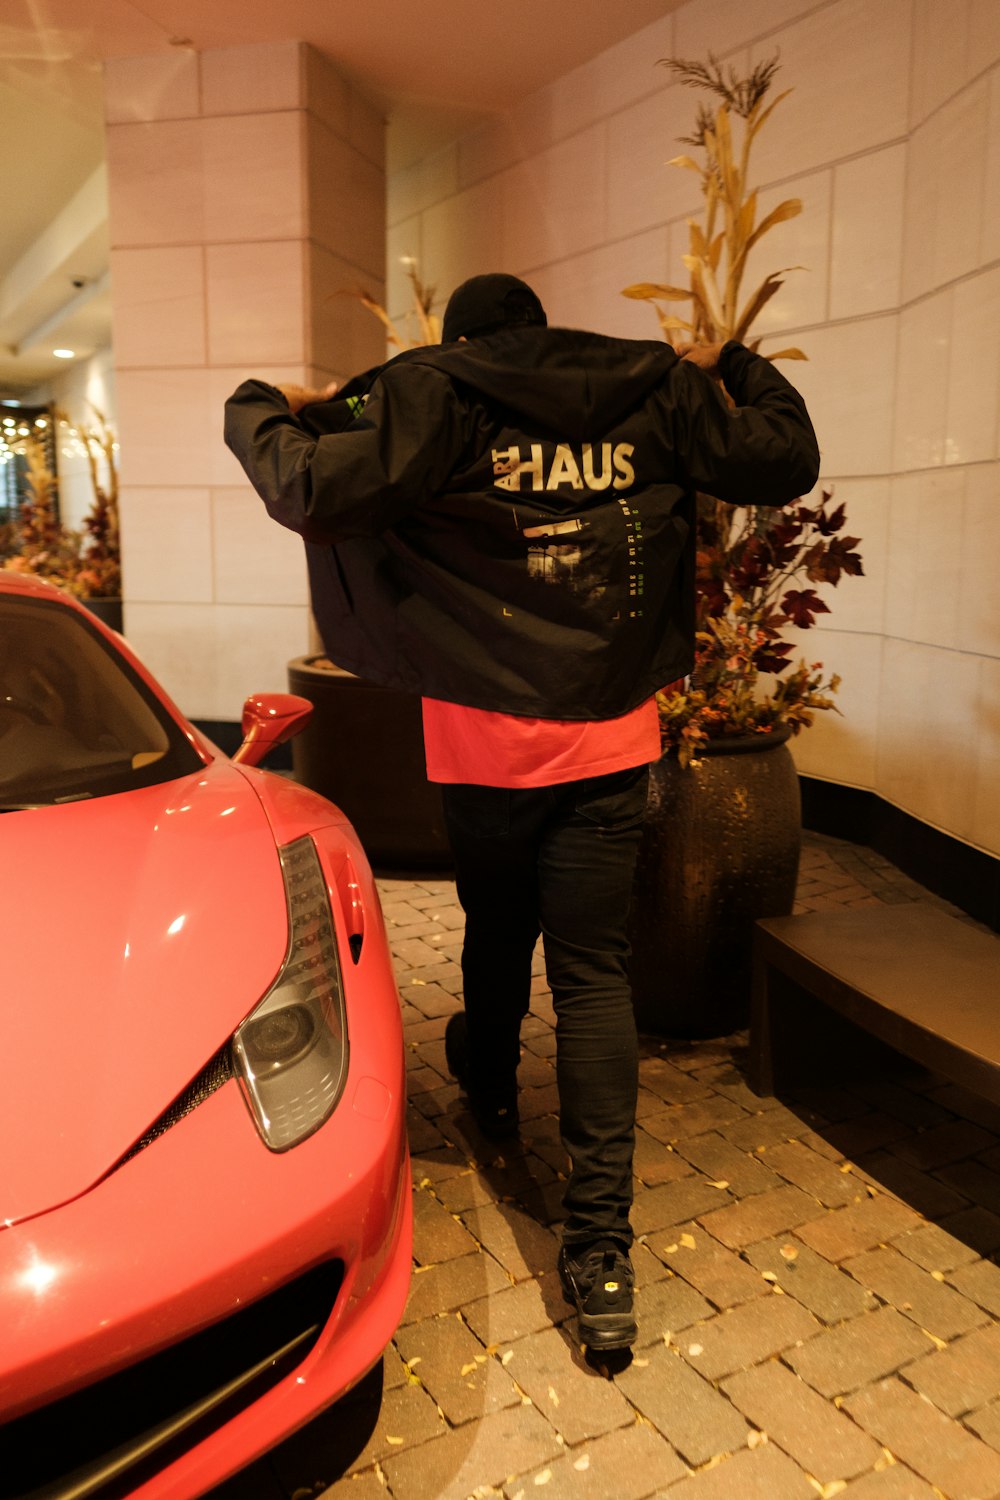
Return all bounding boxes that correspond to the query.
[0,0,682,396]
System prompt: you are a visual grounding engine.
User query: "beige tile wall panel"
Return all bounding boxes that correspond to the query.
[529,226,672,342]
[829,146,906,320]
[961,465,1000,659]
[803,477,890,640]
[106,119,205,247]
[124,603,311,723]
[211,488,308,607]
[121,488,214,604]
[876,639,983,843]
[104,52,200,125]
[421,176,506,298]
[982,72,1000,266]
[307,244,385,379]
[910,0,974,128]
[110,247,206,369]
[901,80,991,303]
[106,42,385,721]
[777,315,898,479]
[116,368,215,489]
[200,41,303,117]
[307,117,386,276]
[884,470,965,653]
[205,241,307,367]
[944,268,1000,466]
[501,124,608,274]
[748,0,910,183]
[386,218,423,322]
[971,657,1000,854]
[969,0,1000,72]
[389,145,460,227]
[787,631,883,791]
[740,169,832,337]
[673,0,819,54]
[202,112,306,244]
[607,88,702,241]
[892,292,952,473]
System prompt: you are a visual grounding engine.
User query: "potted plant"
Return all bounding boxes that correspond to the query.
[287,263,453,868]
[622,55,863,1037]
[1,406,122,630]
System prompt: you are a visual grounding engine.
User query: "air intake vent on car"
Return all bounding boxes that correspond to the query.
[3,1260,344,1500]
[120,1045,233,1165]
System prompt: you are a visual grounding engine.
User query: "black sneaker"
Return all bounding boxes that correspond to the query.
[558,1239,636,1351]
[444,1012,519,1141]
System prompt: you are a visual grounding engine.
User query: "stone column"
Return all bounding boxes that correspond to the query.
[104,42,385,724]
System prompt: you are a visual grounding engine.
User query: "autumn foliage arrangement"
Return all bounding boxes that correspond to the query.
[623,55,863,765]
[1,407,121,600]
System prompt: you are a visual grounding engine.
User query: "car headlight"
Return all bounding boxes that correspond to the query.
[232,836,349,1150]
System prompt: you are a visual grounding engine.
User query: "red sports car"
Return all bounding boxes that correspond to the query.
[0,573,411,1499]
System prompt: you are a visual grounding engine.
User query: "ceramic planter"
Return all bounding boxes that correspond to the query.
[629,728,801,1039]
[286,656,451,870]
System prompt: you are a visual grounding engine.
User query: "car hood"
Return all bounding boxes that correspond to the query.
[2,762,290,1226]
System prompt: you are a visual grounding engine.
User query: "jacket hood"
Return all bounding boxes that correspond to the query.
[409,326,679,442]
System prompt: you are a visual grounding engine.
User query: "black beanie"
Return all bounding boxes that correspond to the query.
[441,273,547,343]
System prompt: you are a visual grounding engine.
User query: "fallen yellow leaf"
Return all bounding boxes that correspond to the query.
[779,1244,798,1262]
[547,1385,560,1406]
[501,1349,514,1365]
[761,1271,779,1282]
[534,1468,552,1486]
[574,1454,591,1471]
[747,1430,768,1449]
[386,1435,404,1446]
[663,1243,679,1254]
[688,1343,704,1356]
[460,1362,477,1377]
[679,1232,697,1249]
[405,1356,422,1367]
[930,1270,945,1281]
[710,1180,730,1190]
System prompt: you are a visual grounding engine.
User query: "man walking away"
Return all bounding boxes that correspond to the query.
[224,273,820,1348]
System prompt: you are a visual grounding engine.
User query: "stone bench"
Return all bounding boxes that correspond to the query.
[747,904,1000,1102]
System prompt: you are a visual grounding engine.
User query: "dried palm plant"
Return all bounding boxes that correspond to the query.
[623,52,805,361]
[354,258,441,349]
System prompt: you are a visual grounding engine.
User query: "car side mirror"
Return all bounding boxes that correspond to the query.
[232,693,313,767]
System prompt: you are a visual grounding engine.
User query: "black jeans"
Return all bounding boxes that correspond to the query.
[441,764,649,1249]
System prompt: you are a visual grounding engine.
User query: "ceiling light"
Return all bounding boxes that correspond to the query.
[52,349,75,359]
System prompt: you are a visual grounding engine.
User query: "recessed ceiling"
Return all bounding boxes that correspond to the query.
[0,0,683,395]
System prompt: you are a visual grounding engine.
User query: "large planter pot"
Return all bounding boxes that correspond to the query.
[287,656,451,871]
[629,728,801,1039]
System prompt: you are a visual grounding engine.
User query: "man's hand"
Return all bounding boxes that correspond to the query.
[276,380,339,414]
[677,342,727,377]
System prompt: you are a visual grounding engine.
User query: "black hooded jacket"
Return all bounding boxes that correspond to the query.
[224,328,819,720]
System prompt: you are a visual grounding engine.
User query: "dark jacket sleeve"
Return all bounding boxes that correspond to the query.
[223,364,467,543]
[664,340,820,505]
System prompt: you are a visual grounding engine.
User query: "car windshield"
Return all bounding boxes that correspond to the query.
[1,595,203,806]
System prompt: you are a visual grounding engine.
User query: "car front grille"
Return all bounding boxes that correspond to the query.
[3,1259,344,1500]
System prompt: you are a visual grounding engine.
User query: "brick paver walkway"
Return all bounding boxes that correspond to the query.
[220,833,1000,1500]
